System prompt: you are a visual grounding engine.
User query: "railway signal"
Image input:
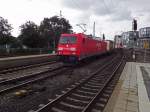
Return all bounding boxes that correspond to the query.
[132,19,137,31]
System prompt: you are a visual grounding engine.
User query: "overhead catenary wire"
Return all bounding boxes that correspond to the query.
[109,0,115,8]
[70,0,114,38]
[71,0,82,9]
[102,0,111,14]
[70,0,88,33]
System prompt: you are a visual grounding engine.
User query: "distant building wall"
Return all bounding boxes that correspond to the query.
[121,31,139,48]
[114,35,123,48]
[138,27,150,49]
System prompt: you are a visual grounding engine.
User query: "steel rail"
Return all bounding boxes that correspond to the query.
[0,61,57,74]
[82,57,123,112]
[0,66,65,95]
[35,55,122,112]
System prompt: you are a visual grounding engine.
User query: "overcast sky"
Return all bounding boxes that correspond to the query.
[0,0,150,40]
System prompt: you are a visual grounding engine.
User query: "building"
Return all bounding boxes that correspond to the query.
[121,31,139,48]
[138,27,150,49]
[114,35,123,48]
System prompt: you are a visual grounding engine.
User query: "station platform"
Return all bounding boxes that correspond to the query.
[104,62,150,112]
[0,53,56,70]
[0,53,56,61]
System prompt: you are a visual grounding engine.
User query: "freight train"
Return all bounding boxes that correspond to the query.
[57,33,113,64]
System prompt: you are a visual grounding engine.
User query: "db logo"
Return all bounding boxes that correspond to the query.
[96,43,101,47]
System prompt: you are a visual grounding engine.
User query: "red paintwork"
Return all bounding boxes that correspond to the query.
[57,33,107,61]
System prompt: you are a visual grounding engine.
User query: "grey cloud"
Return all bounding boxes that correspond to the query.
[109,4,132,21]
[62,0,112,15]
[62,0,93,10]
[62,0,132,21]
[78,12,91,23]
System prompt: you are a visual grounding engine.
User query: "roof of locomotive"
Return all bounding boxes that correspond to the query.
[61,33,106,42]
[61,33,85,37]
[61,33,95,39]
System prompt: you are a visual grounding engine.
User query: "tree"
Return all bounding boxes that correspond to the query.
[0,16,13,45]
[10,36,22,48]
[18,21,45,48]
[39,16,72,49]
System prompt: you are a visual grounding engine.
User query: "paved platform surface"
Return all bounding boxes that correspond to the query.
[0,53,55,61]
[104,62,150,112]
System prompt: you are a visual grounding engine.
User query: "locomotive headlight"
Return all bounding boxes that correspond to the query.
[72,52,76,55]
[58,47,63,50]
[70,47,76,51]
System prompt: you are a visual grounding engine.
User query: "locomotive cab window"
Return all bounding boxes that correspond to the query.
[59,36,77,44]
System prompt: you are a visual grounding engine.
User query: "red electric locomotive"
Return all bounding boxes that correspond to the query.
[57,33,107,64]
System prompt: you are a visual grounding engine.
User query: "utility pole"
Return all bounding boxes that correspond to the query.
[93,21,95,38]
[53,10,63,54]
[60,10,62,18]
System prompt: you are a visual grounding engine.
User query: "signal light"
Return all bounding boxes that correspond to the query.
[133,19,137,31]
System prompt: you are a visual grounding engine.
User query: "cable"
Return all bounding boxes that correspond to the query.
[110,0,115,8]
[71,0,81,9]
[102,0,111,14]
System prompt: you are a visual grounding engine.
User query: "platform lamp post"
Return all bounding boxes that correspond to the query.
[52,27,57,54]
[45,29,50,53]
[53,30,60,54]
[53,36,55,54]
[52,10,63,54]
[52,22,59,54]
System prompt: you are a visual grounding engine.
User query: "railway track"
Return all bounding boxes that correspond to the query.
[0,60,58,74]
[0,65,67,95]
[135,49,150,62]
[0,55,116,95]
[34,54,124,112]
[0,51,124,112]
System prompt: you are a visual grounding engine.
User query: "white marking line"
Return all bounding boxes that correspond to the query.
[136,64,150,112]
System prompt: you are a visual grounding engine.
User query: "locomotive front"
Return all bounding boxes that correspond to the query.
[57,34,80,64]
